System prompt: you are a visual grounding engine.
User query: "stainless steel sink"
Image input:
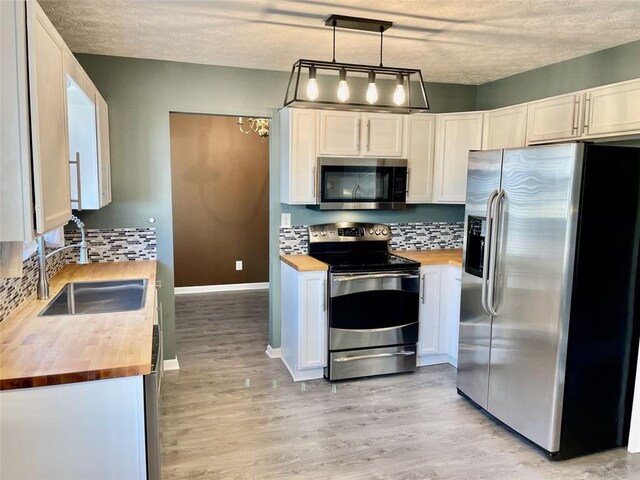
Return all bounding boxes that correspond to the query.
[39,279,147,316]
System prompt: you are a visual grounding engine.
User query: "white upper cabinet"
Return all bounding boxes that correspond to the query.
[361,113,404,157]
[318,111,404,157]
[406,114,436,203]
[318,111,361,156]
[27,0,72,234]
[96,91,112,207]
[280,108,318,204]
[483,104,528,150]
[582,79,640,138]
[526,93,583,144]
[1,0,34,241]
[433,113,484,204]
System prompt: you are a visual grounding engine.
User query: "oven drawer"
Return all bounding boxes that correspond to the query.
[330,321,418,350]
[328,345,417,381]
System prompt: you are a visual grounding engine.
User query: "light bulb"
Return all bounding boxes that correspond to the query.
[393,74,406,105]
[366,71,378,104]
[337,69,349,102]
[306,66,319,100]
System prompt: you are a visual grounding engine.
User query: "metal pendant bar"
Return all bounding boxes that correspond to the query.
[324,14,392,33]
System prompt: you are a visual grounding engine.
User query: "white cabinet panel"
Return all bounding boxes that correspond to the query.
[583,79,640,137]
[406,115,436,203]
[319,111,360,156]
[361,113,404,157]
[442,266,462,367]
[27,1,71,233]
[1,0,33,241]
[96,91,112,206]
[418,266,441,356]
[433,113,483,204]
[483,105,528,150]
[280,108,318,204]
[280,262,327,381]
[526,93,583,144]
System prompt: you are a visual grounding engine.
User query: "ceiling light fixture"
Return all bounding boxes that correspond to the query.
[237,117,270,139]
[284,14,430,114]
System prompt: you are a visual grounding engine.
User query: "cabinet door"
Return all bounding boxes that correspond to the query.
[27,1,71,233]
[318,111,360,156]
[361,113,404,157]
[280,108,317,204]
[1,0,34,241]
[483,105,528,149]
[433,113,483,204]
[526,93,583,144]
[406,115,436,203]
[96,91,112,206]
[298,272,327,370]
[442,266,462,365]
[418,266,441,356]
[583,79,640,137]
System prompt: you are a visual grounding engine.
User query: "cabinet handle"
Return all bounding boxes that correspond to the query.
[421,273,426,304]
[572,96,580,135]
[312,166,317,199]
[69,152,82,209]
[583,92,591,133]
[366,120,371,151]
[356,120,361,150]
[157,301,163,326]
[322,279,326,311]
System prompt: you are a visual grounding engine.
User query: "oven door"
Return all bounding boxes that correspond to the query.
[317,158,407,210]
[329,270,419,350]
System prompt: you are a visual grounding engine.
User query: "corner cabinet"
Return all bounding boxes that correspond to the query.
[433,113,484,204]
[417,264,462,367]
[318,111,404,157]
[280,108,318,204]
[27,0,72,233]
[406,114,436,203]
[280,262,327,381]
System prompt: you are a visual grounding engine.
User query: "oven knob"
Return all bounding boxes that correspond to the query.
[312,231,318,237]
[382,228,388,235]
[320,230,326,236]
[369,228,374,235]
[375,228,380,235]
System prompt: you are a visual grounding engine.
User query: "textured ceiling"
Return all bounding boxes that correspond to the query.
[39,0,640,85]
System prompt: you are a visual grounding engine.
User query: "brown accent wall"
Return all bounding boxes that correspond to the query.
[170,113,269,287]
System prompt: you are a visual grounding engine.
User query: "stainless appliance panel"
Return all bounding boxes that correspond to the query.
[329,345,417,381]
[487,144,583,452]
[457,150,503,409]
[331,271,420,298]
[330,321,419,351]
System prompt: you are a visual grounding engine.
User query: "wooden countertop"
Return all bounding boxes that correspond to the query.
[280,249,462,272]
[0,261,157,390]
[393,249,463,267]
[280,254,329,272]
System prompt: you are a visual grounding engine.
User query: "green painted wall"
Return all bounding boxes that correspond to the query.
[75,54,474,356]
[477,40,640,110]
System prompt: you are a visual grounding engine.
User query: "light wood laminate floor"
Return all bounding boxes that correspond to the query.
[161,291,640,479]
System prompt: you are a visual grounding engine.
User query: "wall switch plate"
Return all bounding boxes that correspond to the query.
[281,213,291,228]
[235,261,243,271]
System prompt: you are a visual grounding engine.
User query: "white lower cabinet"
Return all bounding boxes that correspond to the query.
[280,262,327,381]
[417,264,462,367]
[0,376,147,480]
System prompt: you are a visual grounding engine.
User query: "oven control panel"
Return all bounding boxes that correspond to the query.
[309,223,391,243]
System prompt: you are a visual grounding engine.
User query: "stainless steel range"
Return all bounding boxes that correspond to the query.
[308,222,420,381]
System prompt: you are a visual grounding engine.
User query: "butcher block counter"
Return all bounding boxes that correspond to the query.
[280,254,328,272]
[393,248,463,267]
[0,261,157,390]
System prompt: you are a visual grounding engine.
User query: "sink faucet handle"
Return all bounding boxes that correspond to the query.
[70,214,85,229]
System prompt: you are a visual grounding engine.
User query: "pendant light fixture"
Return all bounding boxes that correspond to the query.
[284,14,429,114]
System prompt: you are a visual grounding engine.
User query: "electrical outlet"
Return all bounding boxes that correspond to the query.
[235,261,243,271]
[281,213,291,228]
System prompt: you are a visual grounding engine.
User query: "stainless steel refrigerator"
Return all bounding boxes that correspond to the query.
[457,142,640,460]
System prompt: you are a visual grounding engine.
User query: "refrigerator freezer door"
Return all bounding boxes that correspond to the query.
[487,143,583,453]
[457,150,502,408]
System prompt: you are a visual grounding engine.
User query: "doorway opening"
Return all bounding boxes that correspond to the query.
[169,113,270,291]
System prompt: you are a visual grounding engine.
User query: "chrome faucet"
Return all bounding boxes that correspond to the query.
[36,215,90,300]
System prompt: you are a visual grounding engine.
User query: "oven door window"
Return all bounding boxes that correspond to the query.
[330,273,419,330]
[320,166,393,203]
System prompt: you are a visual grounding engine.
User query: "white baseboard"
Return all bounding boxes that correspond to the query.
[175,282,269,295]
[265,345,281,358]
[163,357,180,371]
[280,355,324,382]
[417,354,456,368]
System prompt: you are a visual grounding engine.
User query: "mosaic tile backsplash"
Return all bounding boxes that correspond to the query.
[0,227,156,322]
[279,222,464,254]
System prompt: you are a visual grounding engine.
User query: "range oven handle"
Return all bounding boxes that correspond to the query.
[333,351,416,363]
[334,272,419,282]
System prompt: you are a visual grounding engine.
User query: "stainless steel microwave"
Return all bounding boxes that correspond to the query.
[309,158,408,210]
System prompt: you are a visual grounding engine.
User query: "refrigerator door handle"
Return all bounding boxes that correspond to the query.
[487,189,505,316]
[481,189,500,316]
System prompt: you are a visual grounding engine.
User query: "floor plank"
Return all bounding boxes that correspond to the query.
[161,290,640,479]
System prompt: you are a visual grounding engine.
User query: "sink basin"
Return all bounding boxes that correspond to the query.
[39,279,147,316]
